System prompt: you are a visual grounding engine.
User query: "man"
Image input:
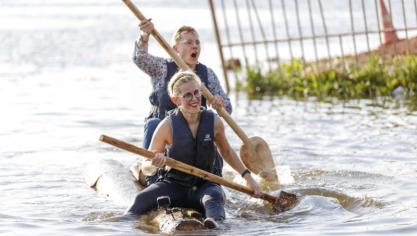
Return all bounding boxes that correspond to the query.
[133,20,232,149]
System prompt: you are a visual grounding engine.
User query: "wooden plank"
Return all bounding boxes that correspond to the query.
[85,159,206,233]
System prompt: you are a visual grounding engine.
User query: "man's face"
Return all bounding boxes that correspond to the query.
[174,31,200,69]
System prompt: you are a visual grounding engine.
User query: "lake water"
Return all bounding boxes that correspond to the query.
[1,0,417,235]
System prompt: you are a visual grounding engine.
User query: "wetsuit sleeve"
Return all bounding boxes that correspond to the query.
[206,68,233,114]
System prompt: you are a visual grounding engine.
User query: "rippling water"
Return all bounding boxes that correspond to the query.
[2,1,417,235]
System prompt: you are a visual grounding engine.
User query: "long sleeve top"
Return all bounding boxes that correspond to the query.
[132,43,232,114]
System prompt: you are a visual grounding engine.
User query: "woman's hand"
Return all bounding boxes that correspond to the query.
[244,174,262,197]
[210,95,225,110]
[151,152,166,168]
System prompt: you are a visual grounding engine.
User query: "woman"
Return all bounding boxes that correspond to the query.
[127,71,261,229]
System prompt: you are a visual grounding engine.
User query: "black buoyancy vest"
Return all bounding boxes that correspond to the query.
[165,109,216,187]
[147,61,209,120]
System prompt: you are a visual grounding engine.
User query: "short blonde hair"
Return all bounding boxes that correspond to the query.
[168,70,202,97]
[172,26,198,45]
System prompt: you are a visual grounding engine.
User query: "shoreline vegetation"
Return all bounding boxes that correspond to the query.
[234,55,417,102]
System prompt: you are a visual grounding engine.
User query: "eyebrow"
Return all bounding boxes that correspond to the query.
[182,39,200,43]
[184,89,199,94]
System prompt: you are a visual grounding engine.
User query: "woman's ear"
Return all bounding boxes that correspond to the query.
[171,97,180,106]
[172,44,178,53]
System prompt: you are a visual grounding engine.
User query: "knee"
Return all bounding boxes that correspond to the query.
[127,192,156,215]
[201,188,226,222]
[145,118,161,131]
[202,189,225,205]
[143,118,161,148]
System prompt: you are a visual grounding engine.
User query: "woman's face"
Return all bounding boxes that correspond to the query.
[176,80,201,114]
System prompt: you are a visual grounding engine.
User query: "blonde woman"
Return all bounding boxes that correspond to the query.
[127,71,261,229]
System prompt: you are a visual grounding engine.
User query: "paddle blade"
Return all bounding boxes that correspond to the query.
[240,136,279,183]
[273,191,298,213]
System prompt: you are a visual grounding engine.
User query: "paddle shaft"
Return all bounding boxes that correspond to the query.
[121,0,251,145]
[99,135,277,204]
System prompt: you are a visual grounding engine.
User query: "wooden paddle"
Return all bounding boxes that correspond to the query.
[99,134,296,212]
[121,0,278,183]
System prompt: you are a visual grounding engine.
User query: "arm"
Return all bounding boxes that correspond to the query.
[148,118,172,168]
[206,68,233,114]
[132,19,167,80]
[133,42,168,80]
[214,116,261,196]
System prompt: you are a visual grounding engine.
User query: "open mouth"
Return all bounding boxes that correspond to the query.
[191,53,197,59]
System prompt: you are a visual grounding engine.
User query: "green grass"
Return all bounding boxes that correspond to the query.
[241,55,417,100]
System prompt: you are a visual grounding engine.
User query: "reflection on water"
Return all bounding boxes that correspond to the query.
[296,188,385,211]
[2,0,417,235]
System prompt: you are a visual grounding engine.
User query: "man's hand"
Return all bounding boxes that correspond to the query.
[137,18,153,45]
[139,18,154,35]
[210,95,225,110]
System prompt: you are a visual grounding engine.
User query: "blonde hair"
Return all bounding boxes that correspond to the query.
[172,26,198,45]
[168,70,202,97]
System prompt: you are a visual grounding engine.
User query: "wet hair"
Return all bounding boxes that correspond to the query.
[172,26,198,45]
[168,70,202,97]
